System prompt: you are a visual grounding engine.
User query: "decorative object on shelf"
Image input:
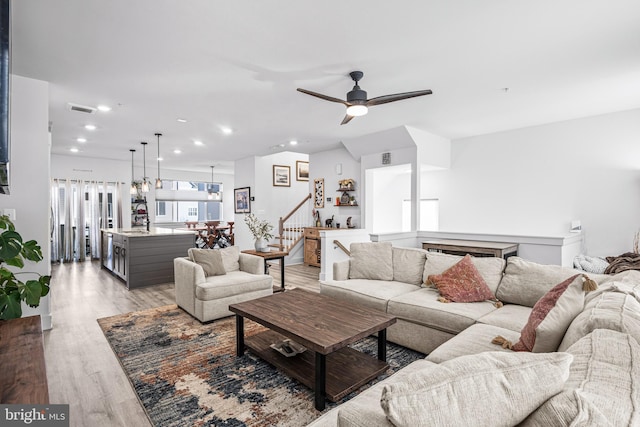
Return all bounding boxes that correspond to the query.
[0,215,51,320]
[129,149,139,196]
[244,213,274,253]
[207,166,220,200]
[272,165,291,187]
[140,141,150,193]
[340,192,350,205]
[325,215,334,228]
[338,178,355,191]
[270,338,306,357]
[312,209,321,227]
[296,161,309,181]
[347,216,356,228]
[314,178,324,208]
[155,132,163,189]
[234,187,251,214]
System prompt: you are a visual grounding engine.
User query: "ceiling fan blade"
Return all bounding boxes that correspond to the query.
[297,88,347,105]
[366,90,433,107]
[340,114,355,125]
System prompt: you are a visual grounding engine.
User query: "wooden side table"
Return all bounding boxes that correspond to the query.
[422,239,518,259]
[242,249,288,292]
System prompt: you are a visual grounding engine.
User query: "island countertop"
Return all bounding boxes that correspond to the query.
[101,227,195,237]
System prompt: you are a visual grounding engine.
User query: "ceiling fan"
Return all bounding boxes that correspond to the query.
[297,71,432,125]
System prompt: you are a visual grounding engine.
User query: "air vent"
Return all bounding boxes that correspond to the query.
[67,103,97,114]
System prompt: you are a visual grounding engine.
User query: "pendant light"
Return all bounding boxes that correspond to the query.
[207,165,216,200]
[155,132,163,189]
[129,149,137,195]
[141,141,150,193]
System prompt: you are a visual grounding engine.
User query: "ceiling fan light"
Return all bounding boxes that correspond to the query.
[346,104,368,117]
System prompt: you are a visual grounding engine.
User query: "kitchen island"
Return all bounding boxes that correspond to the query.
[101,227,194,289]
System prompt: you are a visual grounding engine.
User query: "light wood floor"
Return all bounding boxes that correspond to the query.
[45,259,321,427]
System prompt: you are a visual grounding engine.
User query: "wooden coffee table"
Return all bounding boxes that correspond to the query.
[229,289,397,411]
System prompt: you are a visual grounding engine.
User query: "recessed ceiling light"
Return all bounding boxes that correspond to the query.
[84,124,96,131]
[70,147,79,153]
[194,140,204,146]
[289,140,298,145]
[76,137,87,143]
[177,118,188,123]
[173,149,182,154]
[221,127,233,135]
[97,105,111,112]
[278,143,285,148]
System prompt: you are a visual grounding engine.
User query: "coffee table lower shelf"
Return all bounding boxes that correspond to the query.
[245,330,388,402]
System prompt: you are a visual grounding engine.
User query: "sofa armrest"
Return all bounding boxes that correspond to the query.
[333,259,350,281]
[174,257,206,316]
[239,253,264,275]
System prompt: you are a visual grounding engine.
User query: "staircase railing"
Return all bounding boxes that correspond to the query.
[275,193,312,253]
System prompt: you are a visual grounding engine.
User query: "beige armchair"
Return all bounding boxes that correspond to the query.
[174,246,273,322]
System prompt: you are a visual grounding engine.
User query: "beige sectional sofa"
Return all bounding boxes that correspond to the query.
[309,242,640,426]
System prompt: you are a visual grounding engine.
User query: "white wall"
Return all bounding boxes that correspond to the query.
[233,152,309,260]
[367,164,411,233]
[421,108,640,257]
[308,147,362,230]
[0,75,52,329]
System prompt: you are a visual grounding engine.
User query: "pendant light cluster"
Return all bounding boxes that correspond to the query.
[129,132,163,195]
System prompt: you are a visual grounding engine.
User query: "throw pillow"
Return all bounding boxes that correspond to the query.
[493,274,596,352]
[188,248,226,277]
[380,351,573,427]
[348,242,393,281]
[426,254,498,304]
[392,247,427,286]
[219,245,240,272]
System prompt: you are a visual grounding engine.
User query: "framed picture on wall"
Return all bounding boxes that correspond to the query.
[234,187,251,213]
[314,178,324,208]
[296,161,309,181]
[273,165,291,187]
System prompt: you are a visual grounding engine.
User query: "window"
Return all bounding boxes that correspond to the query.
[154,179,223,223]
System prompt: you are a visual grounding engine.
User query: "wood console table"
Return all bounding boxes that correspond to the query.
[0,315,49,403]
[422,239,518,259]
[303,227,333,267]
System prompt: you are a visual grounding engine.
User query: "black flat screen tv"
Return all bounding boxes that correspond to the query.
[0,0,9,194]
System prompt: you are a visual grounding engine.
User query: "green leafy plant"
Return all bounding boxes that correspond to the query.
[0,215,50,320]
[244,213,274,241]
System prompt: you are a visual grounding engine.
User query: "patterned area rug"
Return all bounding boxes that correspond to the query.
[97,305,424,427]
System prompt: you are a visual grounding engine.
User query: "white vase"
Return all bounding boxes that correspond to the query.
[254,237,268,252]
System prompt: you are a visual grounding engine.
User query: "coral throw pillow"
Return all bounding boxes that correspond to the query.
[427,254,497,303]
[493,274,595,353]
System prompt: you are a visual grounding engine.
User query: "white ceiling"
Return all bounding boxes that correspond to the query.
[11,0,640,174]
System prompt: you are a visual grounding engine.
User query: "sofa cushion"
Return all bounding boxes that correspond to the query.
[195,271,272,301]
[392,247,427,286]
[320,279,418,313]
[219,245,240,272]
[510,274,587,352]
[559,280,640,351]
[476,304,532,332]
[188,248,226,277]
[387,288,497,335]
[427,254,497,303]
[380,351,573,427]
[426,323,520,364]
[349,242,393,281]
[422,252,505,294]
[496,257,588,307]
[308,359,436,427]
[522,329,640,427]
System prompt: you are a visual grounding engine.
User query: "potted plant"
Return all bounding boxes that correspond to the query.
[0,215,51,320]
[244,213,274,252]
